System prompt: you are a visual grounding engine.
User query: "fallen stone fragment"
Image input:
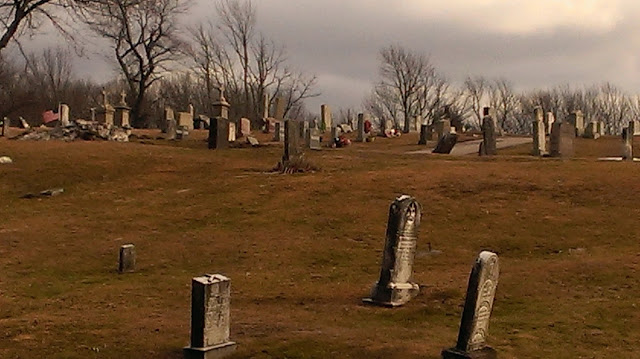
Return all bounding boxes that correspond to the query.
[22,188,64,199]
[0,156,12,164]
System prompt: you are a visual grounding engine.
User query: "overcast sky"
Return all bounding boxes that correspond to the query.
[18,0,640,112]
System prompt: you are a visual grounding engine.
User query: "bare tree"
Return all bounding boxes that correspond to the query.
[463,76,488,128]
[83,0,187,127]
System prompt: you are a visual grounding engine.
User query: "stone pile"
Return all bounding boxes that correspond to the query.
[13,120,130,142]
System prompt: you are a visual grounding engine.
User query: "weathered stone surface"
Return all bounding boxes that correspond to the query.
[240,118,251,137]
[357,113,368,142]
[532,106,546,156]
[177,112,194,131]
[283,120,304,163]
[228,122,236,142]
[184,274,236,359]
[568,110,584,137]
[321,104,332,131]
[550,122,575,158]
[274,97,285,120]
[623,121,634,161]
[479,111,497,156]
[418,124,429,145]
[433,132,458,154]
[212,91,230,120]
[114,106,131,128]
[309,128,322,150]
[1,117,9,136]
[273,122,284,142]
[435,119,451,140]
[545,112,555,135]
[166,119,178,140]
[246,136,259,147]
[59,104,71,127]
[208,117,229,150]
[118,244,136,273]
[262,93,270,119]
[442,251,499,359]
[363,195,421,307]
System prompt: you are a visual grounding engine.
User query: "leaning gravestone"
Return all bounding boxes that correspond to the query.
[550,122,575,158]
[479,108,497,156]
[118,244,136,273]
[442,251,499,359]
[363,195,421,307]
[208,117,229,150]
[184,274,236,359]
[532,106,546,156]
[433,132,458,154]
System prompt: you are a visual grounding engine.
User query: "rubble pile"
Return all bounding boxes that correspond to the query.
[14,120,130,142]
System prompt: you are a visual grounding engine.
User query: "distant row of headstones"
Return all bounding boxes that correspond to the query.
[118,195,500,359]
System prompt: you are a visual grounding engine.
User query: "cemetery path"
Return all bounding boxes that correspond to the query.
[406,136,532,155]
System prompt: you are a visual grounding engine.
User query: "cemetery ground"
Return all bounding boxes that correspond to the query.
[1,130,639,359]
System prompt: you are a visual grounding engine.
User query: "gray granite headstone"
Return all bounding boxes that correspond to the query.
[208,117,229,150]
[309,128,322,150]
[433,132,458,154]
[357,113,367,142]
[118,244,136,273]
[363,195,421,307]
[184,274,236,359]
[435,119,451,141]
[442,251,499,359]
[550,122,575,158]
[283,120,304,163]
[532,106,546,156]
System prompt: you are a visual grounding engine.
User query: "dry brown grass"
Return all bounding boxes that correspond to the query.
[1,129,639,359]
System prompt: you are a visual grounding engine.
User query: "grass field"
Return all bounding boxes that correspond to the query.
[1,129,639,359]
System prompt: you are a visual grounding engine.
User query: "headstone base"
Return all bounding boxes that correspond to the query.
[183,342,237,359]
[362,282,420,307]
[441,347,497,359]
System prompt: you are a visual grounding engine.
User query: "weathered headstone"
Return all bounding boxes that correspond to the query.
[166,119,178,140]
[274,97,285,120]
[1,117,9,137]
[19,117,30,129]
[208,117,229,150]
[433,131,458,154]
[418,124,429,145]
[545,112,555,135]
[162,106,175,133]
[184,274,236,359]
[262,93,270,119]
[584,121,600,139]
[435,119,451,141]
[442,251,499,359]
[273,122,284,142]
[212,88,230,120]
[321,104,332,131]
[363,195,421,307]
[118,244,136,273]
[597,121,605,136]
[240,118,251,137]
[177,111,194,131]
[114,96,131,128]
[550,122,575,158]
[623,121,634,161]
[568,110,584,137]
[283,120,304,163]
[532,106,546,156]
[59,104,71,127]
[228,122,236,142]
[479,108,497,156]
[96,91,115,126]
[309,128,321,150]
[357,113,367,142]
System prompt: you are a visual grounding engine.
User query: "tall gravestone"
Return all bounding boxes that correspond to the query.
[212,89,230,120]
[208,117,229,150]
[357,113,367,142]
[274,97,285,120]
[568,110,584,137]
[114,92,131,128]
[273,122,285,142]
[550,122,575,158]
[163,107,175,133]
[418,124,429,145]
[623,121,634,161]
[1,117,9,137]
[532,106,546,156]
[59,104,71,127]
[321,104,332,131]
[118,244,136,273]
[283,120,304,163]
[442,251,500,359]
[545,112,555,135]
[479,108,497,156]
[584,121,599,139]
[96,90,115,126]
[363,195,421,307]
[435,118,451,141]
[184,274,236,359]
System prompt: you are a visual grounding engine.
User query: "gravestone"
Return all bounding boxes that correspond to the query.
[532,106,546,156]
[623,121,634,161]
[262,93,270,119]
[442,251,499,359]
[228,122,236,142]
[184,274,236,359]
[177,112,194,131]
[96,91,115,126]
[240,118,251,137]
[584,121,600,139]
[118,244,136,273]
[309,128,322,150]
[19,117,30,129]
[273,122,285,142]
[435,119,451,140]
[274,97,285,120]
[479,109,497,156]
[163,107,175,133]
[363,195,421,307]
[568,110,584,137]
[418,124,429,145]
[212,88,230,120]
[166,119,178,140]
[59,104,71,127]
[433,132,458,154]
[597,121,605,136]
[545,112,555,135]
[357,113,368,142]
[321,104,332,131]
[1,117,9,137]
[114,95,131,128]
[208,117,229,150]
[550,122,575,158]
